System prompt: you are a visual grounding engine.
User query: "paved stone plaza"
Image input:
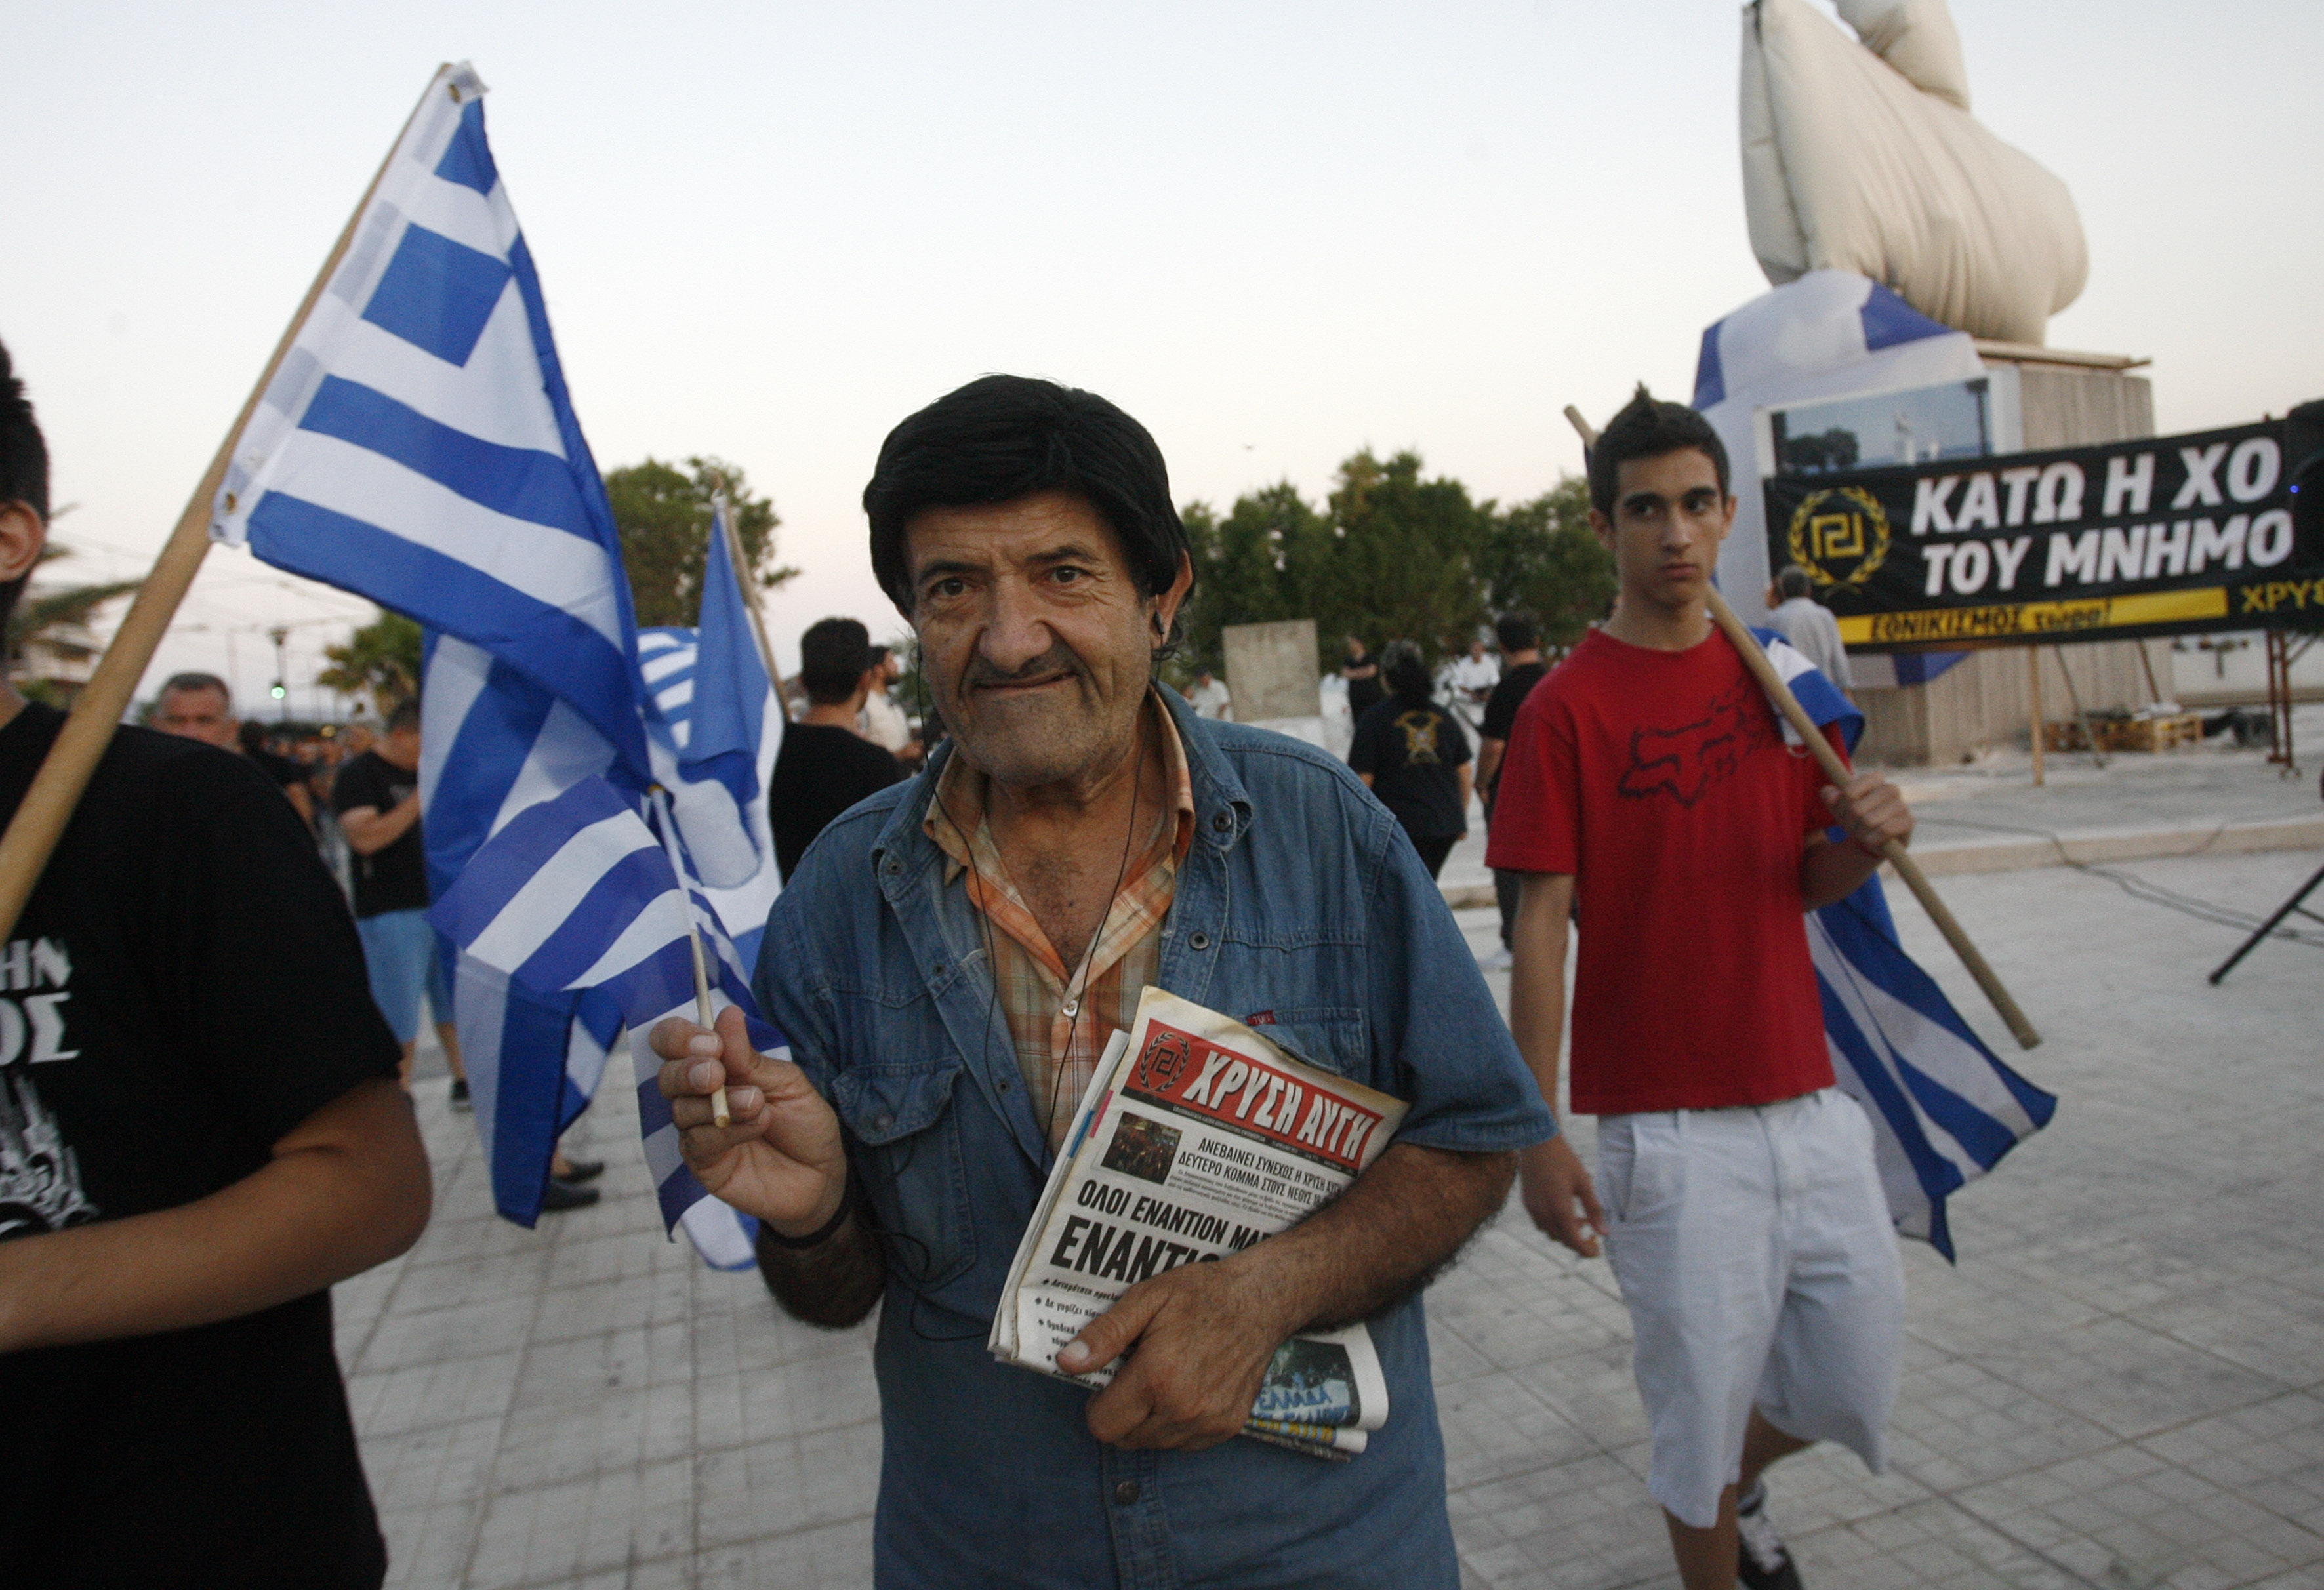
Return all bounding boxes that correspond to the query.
[348,739,2323,1588]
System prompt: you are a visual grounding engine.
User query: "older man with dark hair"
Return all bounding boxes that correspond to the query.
[653,374,1553,1587]
[0,338,430,1586]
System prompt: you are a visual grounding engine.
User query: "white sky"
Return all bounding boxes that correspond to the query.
[5,1,2317,711]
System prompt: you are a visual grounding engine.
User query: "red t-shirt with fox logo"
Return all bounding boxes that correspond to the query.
[1485,625,1841,1114]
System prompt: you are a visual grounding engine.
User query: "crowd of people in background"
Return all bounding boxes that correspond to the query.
[140,577,1851,1076]
[142,673,607,1208]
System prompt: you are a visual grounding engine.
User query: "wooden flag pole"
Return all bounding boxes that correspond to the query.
[1561,405,2041,1050]
[714,493,782,691]
[0,66,456,946]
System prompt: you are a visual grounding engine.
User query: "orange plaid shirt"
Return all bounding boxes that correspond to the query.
[924,695,1196,1151]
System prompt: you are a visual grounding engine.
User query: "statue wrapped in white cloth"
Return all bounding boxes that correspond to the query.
[1740,0,2088,346]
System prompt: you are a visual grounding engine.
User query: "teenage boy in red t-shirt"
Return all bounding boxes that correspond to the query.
[1488,388,1916,1590]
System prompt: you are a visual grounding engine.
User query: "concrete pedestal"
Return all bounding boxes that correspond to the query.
[1222,619,1325,744]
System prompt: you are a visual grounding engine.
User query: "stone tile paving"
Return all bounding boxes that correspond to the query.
[352,844,2323,1587]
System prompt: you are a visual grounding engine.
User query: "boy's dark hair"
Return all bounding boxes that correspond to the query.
[1587,384,1730,517]
[0,339,49,635]
[799,617,872,705]
[1494,613,1538,653]
[1381,640,1433,704]
[385,699,422,735]
[1775,564,1816,600]
[862,375,1194,651]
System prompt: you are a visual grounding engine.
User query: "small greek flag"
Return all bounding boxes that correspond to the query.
[639,503,783,891]
[1756,628,2058,1257]
[430,775,777,1269]
[641,624,784,974]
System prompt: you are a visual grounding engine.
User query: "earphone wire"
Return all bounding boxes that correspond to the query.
[876,645,1158,1343]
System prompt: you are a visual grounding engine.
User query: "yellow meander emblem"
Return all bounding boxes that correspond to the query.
[1786,487,1891,592]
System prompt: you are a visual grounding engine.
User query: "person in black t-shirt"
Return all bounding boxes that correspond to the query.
[1475,613,1549,962]
[1347,640,1471,880]
[1340,634,1385,720]
[770,617,906,882]
[154,672,314,834]
[331,706,599,1200]
[0,336,429,1589]
[239,717,316,827]
[332,700,457,1087]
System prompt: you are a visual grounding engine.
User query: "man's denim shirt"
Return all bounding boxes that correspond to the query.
[754,687,1556,1590]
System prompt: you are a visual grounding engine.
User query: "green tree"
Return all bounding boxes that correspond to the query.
[317,609,423,714]
[604,457,797,628]
[1317,449,1491,668]
[1176,483,1329,674]
[1478,476,1614,655]
[1179,453,1496,678]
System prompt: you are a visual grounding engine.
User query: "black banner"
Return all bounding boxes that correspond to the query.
[1764,420,2324,651]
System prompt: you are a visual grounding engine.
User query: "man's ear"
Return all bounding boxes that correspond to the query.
[0,502,47,585]
[1150,552,1194,643]
[1587,508,1616,554]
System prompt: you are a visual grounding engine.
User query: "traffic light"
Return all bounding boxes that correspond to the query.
[270,680,286,701]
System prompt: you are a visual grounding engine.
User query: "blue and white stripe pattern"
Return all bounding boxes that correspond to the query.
[679,502,773,832]
[213,68,781,1260]
[417,630,621,1224]
[430,777,706,1008]
[634,504,780,891]
[638,623,784,973]
[429,774,776,1269]
[209,62,655,1229]
[1755,628,2058,1258]
[212,62,651,783]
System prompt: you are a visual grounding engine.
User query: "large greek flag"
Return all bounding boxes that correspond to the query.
[206,64,781,1261]
[212,63,652,784]
[1756,628,2058,1258]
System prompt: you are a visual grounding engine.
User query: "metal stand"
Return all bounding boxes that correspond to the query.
[2265,629,2314,778]
[2052,645,2107,769]
[2209,859,2324,983]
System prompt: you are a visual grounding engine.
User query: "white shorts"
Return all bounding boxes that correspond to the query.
[1599,1087,1904,1530]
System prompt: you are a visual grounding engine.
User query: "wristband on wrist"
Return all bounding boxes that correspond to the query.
[762,1179,852,1250]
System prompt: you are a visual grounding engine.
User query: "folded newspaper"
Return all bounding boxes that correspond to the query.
[989,987,1408,1459]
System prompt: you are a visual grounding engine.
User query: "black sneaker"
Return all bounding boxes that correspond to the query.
[539,1177,600,1213]
[448,1079,472,1112]
[1735,1481,1802,1590]
[556,1157,605,1185]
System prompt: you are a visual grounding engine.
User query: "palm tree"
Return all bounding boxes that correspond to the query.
[316,609,422,716]
[7,547,141,706]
